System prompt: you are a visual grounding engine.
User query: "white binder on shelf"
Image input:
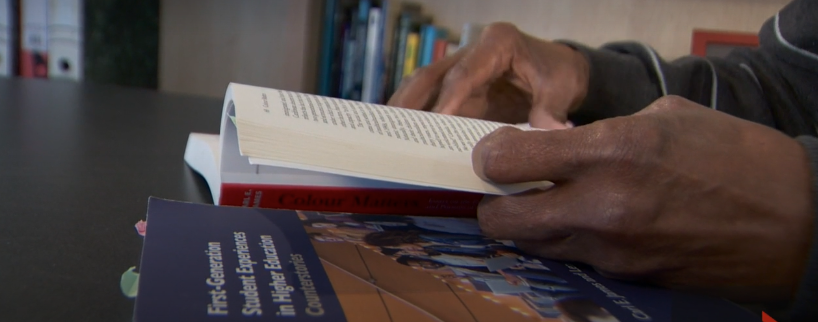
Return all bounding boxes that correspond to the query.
[0,0,15,76]
[47,0,82,80]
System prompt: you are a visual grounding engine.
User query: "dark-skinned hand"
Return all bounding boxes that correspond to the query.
[472,95,815,303]
[388,22,588,129]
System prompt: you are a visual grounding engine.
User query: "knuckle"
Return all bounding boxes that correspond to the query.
[587,120,631,161]
[651,95,688,111]
[597,192,631,232]
[481,22,521,43]
[442,62,470,86]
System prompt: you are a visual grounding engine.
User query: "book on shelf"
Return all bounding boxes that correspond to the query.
[20,0,48,78]
[317,1,461,105]
[386,2,421,99]
[133,197,759,322]
[184,82,549,217]
[47,0,83,80]
[0,0,17,77]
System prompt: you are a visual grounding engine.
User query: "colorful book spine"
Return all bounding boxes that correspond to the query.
[361,7,380,103]
[389,11,414,95]
[316,0,338,96]
[418,25,436,67]
[218,183,483,217]
[20,0,49,78]
[432,39,447,63]
[402,32,419,77]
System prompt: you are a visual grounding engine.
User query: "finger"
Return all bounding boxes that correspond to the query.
[387,49,469,110]
[513,240,589,263]
[434,24,519,115]
[528,105,570,130]
[477,184,582,241]
[472,125,602,184]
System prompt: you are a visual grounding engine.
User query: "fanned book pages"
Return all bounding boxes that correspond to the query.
[184,83,550,217]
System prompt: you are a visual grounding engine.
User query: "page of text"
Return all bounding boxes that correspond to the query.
[275,90,507,153]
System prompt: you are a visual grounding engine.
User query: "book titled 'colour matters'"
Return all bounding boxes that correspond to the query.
[184,83,551,217]
[133,198,758,322]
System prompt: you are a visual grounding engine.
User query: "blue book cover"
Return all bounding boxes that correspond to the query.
[133,199,345,321]
[134,198,759,322]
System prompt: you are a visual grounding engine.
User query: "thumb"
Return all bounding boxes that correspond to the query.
[472,126,592,184]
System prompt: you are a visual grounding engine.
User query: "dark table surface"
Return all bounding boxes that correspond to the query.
[0,78,223,322]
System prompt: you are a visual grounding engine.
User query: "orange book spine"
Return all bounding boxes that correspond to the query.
[432,40,448,63]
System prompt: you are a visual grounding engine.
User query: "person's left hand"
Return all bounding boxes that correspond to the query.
[472,95,815,302]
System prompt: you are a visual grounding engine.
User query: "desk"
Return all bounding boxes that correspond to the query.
[0,78,222,321]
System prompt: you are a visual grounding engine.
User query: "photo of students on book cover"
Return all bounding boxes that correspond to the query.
[135,199,755,322]
[299,211,621,322]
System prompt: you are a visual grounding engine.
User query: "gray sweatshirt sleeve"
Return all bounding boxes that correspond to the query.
[559,0,817,138]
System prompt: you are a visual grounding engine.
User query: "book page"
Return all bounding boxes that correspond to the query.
[272,88,505,154]
[229,83,550,195]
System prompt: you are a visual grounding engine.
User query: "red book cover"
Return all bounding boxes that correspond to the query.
[219,183,483,217]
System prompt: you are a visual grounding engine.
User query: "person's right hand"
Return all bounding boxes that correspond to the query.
[387,22,590,129]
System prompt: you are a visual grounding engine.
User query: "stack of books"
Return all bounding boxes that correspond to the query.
[126,82,764,321]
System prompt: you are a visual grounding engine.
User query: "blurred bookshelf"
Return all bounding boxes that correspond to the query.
[314,0,474,105]
[3,0,788,100]
[0,0,159,89]
[311,0,787,106]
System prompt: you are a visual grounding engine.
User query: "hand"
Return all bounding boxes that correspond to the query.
[472,95,815,302]
[388,23,589,129]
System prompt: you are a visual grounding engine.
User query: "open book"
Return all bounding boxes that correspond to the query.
[184,83,550,216]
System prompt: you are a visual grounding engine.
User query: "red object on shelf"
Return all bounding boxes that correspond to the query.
[691,29,759,57]
[432,40,448,63]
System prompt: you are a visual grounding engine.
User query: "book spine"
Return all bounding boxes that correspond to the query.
[329,4,350,98]
[351,0,370,101]
[219,183,482,217]
[374,0,387,104]
[390,14,410,94]
[0,0,13,76]
[361,7,380,103]
[340,23,354,99]
[459,22,485,48]
[402,32,418,77]
[432,39,447,63]
[20,0,48,78]
[316,0,338,96]
[418,25,436,67]
[47,0,83,81]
